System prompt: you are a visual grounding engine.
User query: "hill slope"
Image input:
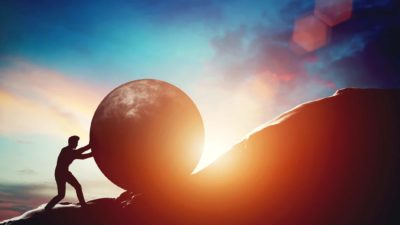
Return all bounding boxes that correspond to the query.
[192,88,400,225]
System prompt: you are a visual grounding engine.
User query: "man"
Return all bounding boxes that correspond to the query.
[45,135,92,210]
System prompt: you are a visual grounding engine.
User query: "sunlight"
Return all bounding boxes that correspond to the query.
[192,137,232,174]
[191,74,279,174]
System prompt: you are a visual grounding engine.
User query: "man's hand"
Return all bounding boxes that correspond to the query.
[77,151,93,160]
[75,143,91,154]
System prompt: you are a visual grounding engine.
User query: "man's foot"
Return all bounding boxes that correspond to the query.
[79,202,88,208]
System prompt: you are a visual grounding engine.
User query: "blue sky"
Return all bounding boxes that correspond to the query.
[0,0,399,220]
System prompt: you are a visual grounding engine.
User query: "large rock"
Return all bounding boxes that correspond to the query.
[2,88,400,225]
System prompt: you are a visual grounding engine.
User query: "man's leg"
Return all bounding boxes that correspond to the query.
[45,176,66,210]
[66,172,87,206]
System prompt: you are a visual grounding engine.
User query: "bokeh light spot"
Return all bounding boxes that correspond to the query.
[292,15,330,52]
[314,0,353,27]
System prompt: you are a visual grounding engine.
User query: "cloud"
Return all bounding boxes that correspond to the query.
[0,58,110,138]
[193,0,400,170]
[206,21,336,104]
[320,0,400,87]
[197,0,399,122]
[17,169,36,176]
[193,21,337,168]
[208,0,400,91]
[0,183,50,221]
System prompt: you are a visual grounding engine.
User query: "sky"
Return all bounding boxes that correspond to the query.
[0,0,399,220]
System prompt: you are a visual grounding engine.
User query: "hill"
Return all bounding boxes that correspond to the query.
[3,88,400,225]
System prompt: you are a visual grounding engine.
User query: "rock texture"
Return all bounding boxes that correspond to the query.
[2,88,400,225]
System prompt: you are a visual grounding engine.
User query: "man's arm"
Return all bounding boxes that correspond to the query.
[75,143,91,154]
[76,151,93,160]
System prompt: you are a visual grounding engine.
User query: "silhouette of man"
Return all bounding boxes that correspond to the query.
[45,135,92,210]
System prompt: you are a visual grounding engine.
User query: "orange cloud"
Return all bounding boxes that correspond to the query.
[0,59,109,139]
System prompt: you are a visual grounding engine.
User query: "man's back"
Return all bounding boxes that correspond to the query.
[55,147,77,173]
[45,135,92,210]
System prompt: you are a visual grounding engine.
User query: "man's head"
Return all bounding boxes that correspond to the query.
[68,135,80,148]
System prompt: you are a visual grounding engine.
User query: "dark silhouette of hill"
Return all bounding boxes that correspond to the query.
[2,88,400,225]
[191,88,400,225]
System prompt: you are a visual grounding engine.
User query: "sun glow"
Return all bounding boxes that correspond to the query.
[191,74,279,174]
[193,136,233,174]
